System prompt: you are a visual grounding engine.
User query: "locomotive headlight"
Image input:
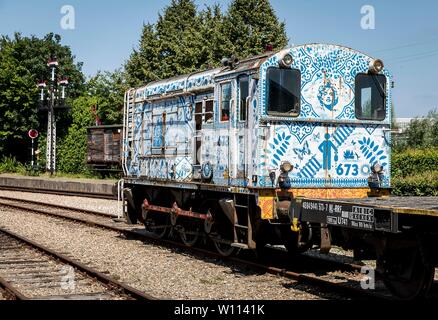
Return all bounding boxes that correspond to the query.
[280,161,293,173]
[372,163,384,174]
[369,59,384,74]
[280,53,294,68]
[278,162,292,190]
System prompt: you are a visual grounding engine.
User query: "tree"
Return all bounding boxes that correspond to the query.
[0,43,38,156]
[198,4,233,69]
[155,0,203,79]
[86,70,127,125]
[1,33,84,100]
[401,108,438,150]
[125,0,203,85]
[424,109,438,148]
[125,23,160,87]
[391,103,397,129]
[222,0,288,59]
[126,0,289,86]
[57,70,128,173]
[57,95,95,174]
[0,33,85,161]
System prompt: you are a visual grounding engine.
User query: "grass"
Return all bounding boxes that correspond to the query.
[0,156,119,181]
[0,156,27,175]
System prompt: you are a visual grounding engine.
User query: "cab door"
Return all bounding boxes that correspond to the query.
[193,100,203,169]
[236,75,250,185]
[191,94,215,181]
[216,77,250,186]
[217,81,233,184]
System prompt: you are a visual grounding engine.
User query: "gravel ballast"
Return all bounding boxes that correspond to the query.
[0,205,345,300]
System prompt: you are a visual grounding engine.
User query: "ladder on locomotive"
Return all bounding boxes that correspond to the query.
[231,193,255,250]
[127,90,145,169]
[126,91,136,154]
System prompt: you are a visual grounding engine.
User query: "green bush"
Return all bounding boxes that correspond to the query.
[392,171,438,196]
[0,156,26,174]
[56,93,95,175]
[57,124,88,174]
[391,148,438,178]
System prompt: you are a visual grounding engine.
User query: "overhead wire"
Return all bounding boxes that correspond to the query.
[369,37,438,65]
[371,37,438,54]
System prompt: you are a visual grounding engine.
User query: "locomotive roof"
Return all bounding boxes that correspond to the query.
[130,43,381,100]
[131,50,276,99]
[141,51,273,86]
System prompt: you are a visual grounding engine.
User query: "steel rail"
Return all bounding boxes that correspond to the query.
[0,227,157,301]
[0,198,395,300]
[0,186,115,200]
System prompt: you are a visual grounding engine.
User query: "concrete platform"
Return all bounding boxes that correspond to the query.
[0,174,117,199]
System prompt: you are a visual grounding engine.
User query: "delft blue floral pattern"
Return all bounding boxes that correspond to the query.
[358,137,388,168]
[260,132,292,169]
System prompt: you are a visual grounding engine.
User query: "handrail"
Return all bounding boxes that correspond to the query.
[117,179,125,219]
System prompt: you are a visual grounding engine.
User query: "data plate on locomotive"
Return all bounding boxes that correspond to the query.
[300,200,375,231]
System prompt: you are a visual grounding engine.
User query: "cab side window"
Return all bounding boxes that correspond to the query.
[239,76,249,121]
[204,100,214,124]
[220,82,232,122]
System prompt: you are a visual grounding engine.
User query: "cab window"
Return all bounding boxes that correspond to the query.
[220,83,231,122]
[239,76,249,121]
[266,67,300,116]
[204,100,214,124]
[355,74,387,121]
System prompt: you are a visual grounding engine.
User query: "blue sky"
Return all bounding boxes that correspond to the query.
[0,0,437,117]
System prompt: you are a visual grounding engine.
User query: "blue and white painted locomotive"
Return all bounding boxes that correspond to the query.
[124,44,391,192]
[120,44,438,300]
[122,43,391,258]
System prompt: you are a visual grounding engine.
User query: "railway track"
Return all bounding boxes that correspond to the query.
[0,186,115,200]
[0,227,156,300]
[0,196,401,300]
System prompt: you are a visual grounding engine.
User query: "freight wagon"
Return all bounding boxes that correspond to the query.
[87,125,122,173]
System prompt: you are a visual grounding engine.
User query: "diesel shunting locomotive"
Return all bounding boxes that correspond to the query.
[121,44,438,299]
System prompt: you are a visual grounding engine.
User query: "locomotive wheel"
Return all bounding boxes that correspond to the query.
[143,192,171,239]
[178,221,201,247]
[212,235,235,257]
[144,212,170,239]
[378,245,435,300]
[254,221,272,261]
[202,200,235,257]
